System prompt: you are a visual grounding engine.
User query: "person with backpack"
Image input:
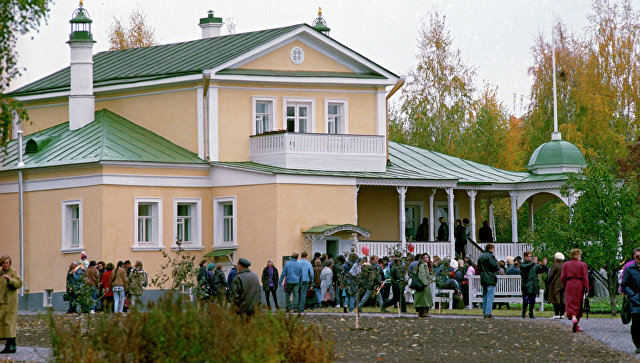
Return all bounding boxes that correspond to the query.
[127,260,148,308]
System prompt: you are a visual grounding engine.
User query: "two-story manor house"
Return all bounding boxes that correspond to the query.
[0,6,586,309]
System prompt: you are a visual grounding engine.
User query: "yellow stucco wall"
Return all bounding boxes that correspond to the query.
[239,40,353,73]
[216,82,378,161]
[275,184,355,269]
[21,85,199,154]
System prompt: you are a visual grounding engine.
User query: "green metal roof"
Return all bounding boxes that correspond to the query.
[0,109,205,171]
[204,249,235,258]
[527,140,587,170]
[214,141,571,185]
[11,23,397,97]
[216,68,385,79]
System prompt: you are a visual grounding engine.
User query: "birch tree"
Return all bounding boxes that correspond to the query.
[108,9,158,50]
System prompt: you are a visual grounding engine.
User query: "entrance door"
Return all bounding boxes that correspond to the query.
[326,239,338,258]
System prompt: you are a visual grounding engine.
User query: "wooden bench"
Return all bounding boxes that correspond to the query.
[468,275,544,311]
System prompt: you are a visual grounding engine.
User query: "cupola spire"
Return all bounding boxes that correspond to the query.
[312,7,330,36]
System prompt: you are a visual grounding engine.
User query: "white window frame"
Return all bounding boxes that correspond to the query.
[133,198,164,251]
[43,289,53,307]
[61,200,83,253]
[324,99,348,134]
[173,198,203,250]
[283,97,316,133]
[251,96,277,135]
[214,196,238,247]
[435,201,460,222]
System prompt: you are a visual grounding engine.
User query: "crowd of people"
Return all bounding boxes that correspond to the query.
[65,251,148,314]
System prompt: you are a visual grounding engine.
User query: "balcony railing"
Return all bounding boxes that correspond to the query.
[250,132,386,172]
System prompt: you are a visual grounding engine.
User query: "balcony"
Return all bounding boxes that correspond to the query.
[249,131,387,172]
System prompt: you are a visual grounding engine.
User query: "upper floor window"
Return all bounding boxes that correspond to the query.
[173,198,203,250]
[62,200,83,252]
[325,99,348,134]
[252,96,276,135]
[134,198,163,250]
[214,196,237,247]
[284,98,315,133]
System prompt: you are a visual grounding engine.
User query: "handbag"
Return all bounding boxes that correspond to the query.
[622,295,632,325]
[409,277,424,291]
[324,290,332,302]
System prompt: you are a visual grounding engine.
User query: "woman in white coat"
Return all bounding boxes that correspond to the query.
[320,260,334,307]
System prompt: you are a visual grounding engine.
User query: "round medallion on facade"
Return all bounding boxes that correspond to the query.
[290,46,304,65]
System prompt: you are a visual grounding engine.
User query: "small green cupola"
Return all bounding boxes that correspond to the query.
[526,140,586,174]
[312,7,330,35]
[68,1,94,42]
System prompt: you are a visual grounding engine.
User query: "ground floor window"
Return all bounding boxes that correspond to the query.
[134,198,163,249]
[174,198,202,249]
[62,200,83,252]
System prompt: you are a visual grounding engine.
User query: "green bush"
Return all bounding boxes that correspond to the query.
[47,296,333,362]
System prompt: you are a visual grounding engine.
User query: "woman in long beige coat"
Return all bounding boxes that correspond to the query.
[0,255,22,354]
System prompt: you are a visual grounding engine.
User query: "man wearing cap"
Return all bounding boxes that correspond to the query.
[230,258,261,315]
[547,252,566,319]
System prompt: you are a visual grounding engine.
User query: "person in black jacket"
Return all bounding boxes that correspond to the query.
[437,217,449,242]
[212,264,227,305]
[519,252,547,318]
[261,259,279,310]
[622,247,640,354]
[477,244,500,318]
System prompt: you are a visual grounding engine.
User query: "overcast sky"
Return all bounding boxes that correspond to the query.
[13,0,622,116]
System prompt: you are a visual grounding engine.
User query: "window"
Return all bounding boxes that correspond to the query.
[283,98,315,133]
[214,196,237,246]
[252,97,276,135]
[325,99,348,134]
[173,198,203,250]
[61,200,83,252]
[133,198,163,250]
[43,289,53,307]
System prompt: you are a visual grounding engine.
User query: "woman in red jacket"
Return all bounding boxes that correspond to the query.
[561,249,589,332]
[100,263,114,313]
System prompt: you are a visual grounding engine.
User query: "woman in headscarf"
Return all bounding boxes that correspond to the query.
[413,253,434,317]
[547,252,565,319]
[561,249,589,332]
[320,260,334,307]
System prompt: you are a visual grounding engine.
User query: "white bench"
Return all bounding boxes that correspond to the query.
[431,283,455,310]
[468,275,544,312]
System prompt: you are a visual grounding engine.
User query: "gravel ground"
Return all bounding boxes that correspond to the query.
[557,316,637,356]
[6,311,638,362]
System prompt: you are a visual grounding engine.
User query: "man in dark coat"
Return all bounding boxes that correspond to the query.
[437,217,449,242]
[382,258,407,313]
[478,220,493,243]
[519,251,547,318]
[416,218,429,241]
[477,244,500,318]
[212,264,227,304]
[622,247,640,354]
[230,258,261,315]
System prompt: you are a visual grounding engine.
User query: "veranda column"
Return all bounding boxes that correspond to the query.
[509,191,518,243]
[429,188,436,241]
[397,186,407,252]
[528,199,534,232]
[446,187,455,258]
[488,198,495,242]
[467,190,477,242]
[354,185,360,243]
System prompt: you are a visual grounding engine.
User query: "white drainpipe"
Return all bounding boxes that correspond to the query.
[17,130,25,296]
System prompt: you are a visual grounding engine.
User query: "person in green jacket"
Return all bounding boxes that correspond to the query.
[520,251,547,318]
[413,254,434,317]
